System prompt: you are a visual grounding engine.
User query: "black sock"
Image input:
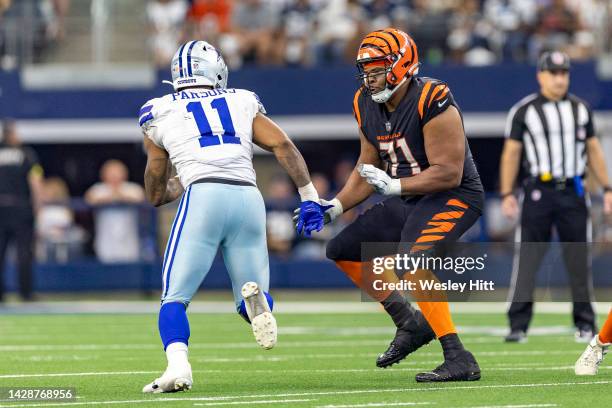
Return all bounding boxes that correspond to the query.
[381,291,415,329]
[439,333,465,360]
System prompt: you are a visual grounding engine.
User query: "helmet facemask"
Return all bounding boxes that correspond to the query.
[356,56,409,104]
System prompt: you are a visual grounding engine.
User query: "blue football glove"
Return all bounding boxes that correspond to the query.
[295,200,333,237]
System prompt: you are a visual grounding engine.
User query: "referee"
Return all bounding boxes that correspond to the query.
[499,51,612,343]
[0,119,43,302]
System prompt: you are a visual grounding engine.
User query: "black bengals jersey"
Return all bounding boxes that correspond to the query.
[352,76,484,210]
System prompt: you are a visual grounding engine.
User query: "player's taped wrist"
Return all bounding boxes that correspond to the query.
[388,178,402,196]
[298,182,319,202]
[325,198,344,222]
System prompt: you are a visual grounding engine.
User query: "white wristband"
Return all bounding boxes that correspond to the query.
[389,179,402,196]
[327,198,344,221]
[298,182,319,202]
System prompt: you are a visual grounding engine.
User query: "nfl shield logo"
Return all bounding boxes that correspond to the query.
[385,122,391,132]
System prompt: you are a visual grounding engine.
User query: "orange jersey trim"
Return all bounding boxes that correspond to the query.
[418,81,433,120]
[428,84,446,108]
[353,89,362,128]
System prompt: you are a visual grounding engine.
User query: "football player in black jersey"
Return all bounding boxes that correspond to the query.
[320,28,484,382]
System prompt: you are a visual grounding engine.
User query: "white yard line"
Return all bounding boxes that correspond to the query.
[1,366,610,380]
[0,371,158,379]
[317,403,431,408]
[192,399,313,406]
[467,405,558,408]
[0,381,608,408]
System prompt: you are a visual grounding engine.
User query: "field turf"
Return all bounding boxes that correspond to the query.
[0,310,610,407]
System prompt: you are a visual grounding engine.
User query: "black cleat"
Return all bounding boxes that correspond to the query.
[376,310,435,368]
[504,330,527,343]
[415,350,481,382]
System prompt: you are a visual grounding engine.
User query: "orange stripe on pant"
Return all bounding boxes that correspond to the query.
[335,260,399,303]
[446,198,468,209]
[598,309,612,344]
[405,200,470,339]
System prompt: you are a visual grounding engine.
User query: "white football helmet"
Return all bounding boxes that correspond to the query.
[170,41,228,91]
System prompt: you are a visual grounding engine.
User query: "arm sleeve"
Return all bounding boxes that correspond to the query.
[585,104,595,138]
[252,92,267,115]
[419,82,456,125]
[139,99,164,148]
[505,105,525,141]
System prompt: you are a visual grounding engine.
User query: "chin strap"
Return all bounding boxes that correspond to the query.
[371,76,409,103]
[162,80,176,91]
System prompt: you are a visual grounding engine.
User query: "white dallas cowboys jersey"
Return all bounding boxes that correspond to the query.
[139,88,265,187]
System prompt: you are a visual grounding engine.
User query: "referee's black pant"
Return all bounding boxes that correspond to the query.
[0,209,34,301]
[508,180,595,333]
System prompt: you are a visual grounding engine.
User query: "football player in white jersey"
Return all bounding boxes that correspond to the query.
[140,40,328,393]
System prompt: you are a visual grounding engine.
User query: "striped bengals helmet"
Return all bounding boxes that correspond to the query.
[356,28,419,103]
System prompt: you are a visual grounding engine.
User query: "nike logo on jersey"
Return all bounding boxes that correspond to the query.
[438,99,448,108]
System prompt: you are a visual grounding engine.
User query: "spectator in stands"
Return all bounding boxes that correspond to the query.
[278,0,320,66]
[0,0,10,14]
[314,0,359,65]
[147,0,188,67]
[46,0,70,42]
[230,0,281,66]
[483,0,536,63]
[85,159,145,263]
[0,119,43,302]
[564,0,603,60]
[185,0,232,42]
[405,0,452,65]
[265,174,299,257]
[529,0,580,60]
[448,0,496,66]
[36,176,85,263]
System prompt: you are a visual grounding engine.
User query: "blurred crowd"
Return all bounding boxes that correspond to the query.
[147,0,611,69]
[0,0,69,68]
[1,0,608,69]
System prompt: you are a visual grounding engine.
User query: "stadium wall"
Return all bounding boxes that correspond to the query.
[2,63,612,142]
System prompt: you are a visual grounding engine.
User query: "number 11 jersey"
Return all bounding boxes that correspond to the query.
[139,88,265,187]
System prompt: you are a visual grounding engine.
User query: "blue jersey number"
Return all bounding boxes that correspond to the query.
[186,98,240,148]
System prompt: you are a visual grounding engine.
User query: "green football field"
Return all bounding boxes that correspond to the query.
[0,309,610,407]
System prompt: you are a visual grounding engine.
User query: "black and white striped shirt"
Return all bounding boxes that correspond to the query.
[505,93,595,179]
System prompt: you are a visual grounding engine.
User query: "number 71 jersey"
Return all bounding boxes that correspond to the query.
[139,88,266,187]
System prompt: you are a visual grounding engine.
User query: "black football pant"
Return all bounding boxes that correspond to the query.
[326,191,483,264]
[0,214,34,301]
[508,181,595,332]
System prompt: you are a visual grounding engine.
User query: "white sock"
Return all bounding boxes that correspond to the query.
[166,342,189,368]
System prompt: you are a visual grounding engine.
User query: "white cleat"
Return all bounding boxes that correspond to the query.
[241,281,277,350]
[142,363,193,393]
[575,335,609,376]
